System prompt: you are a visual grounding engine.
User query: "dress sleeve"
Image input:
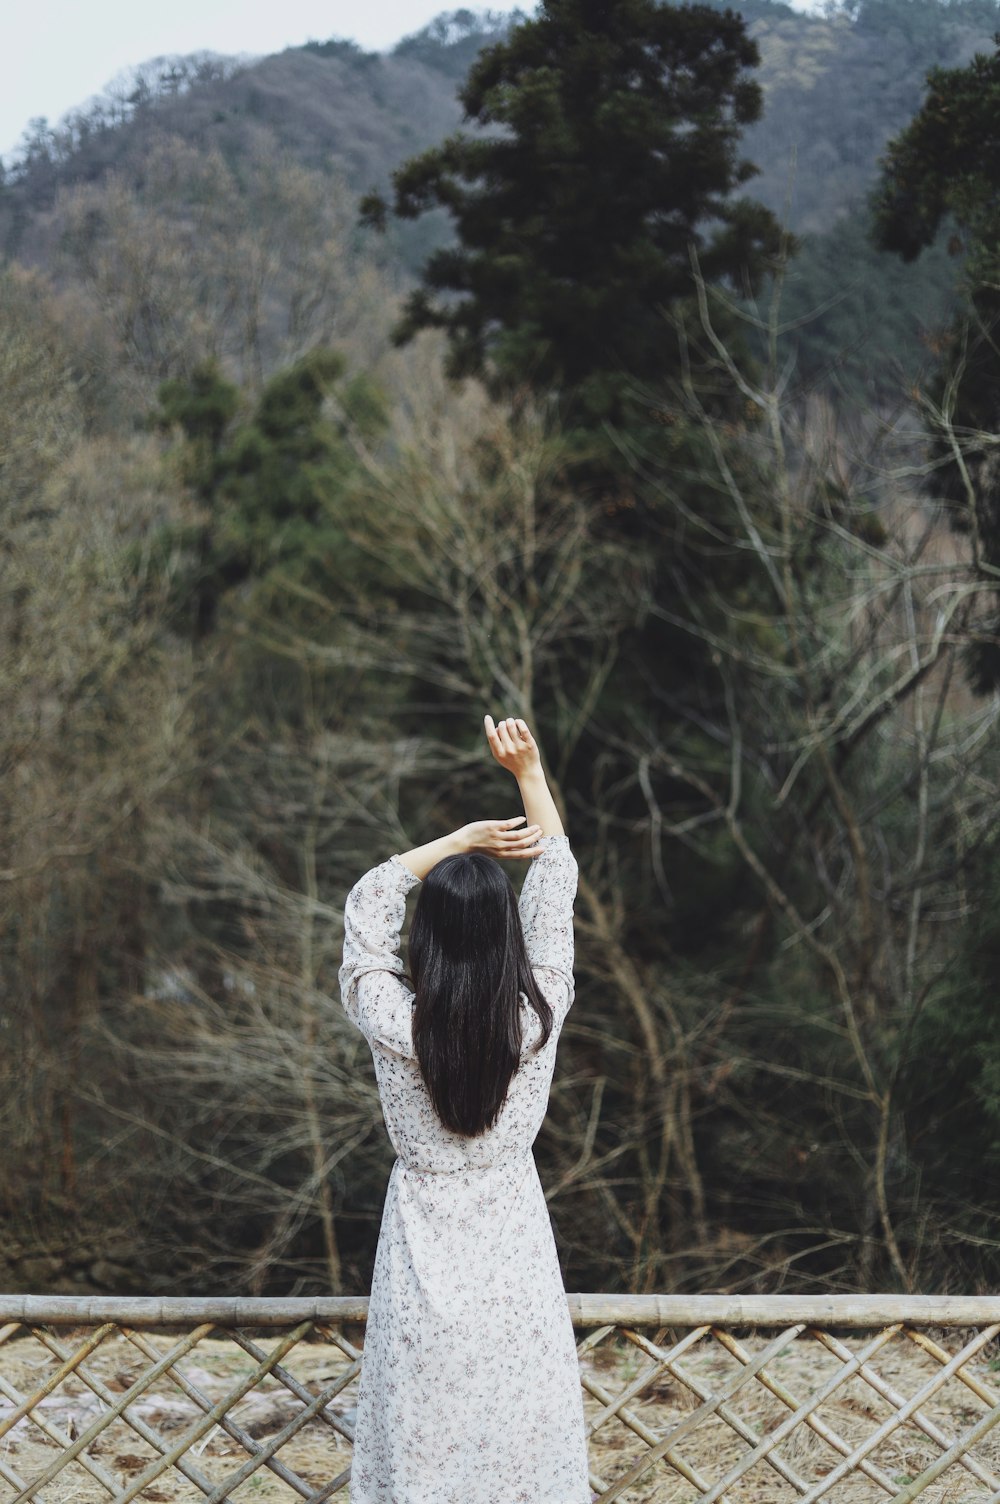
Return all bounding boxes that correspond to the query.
[339,854,421,1055]
[517,833,579,1019]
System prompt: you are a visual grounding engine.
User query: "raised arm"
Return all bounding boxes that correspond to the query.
[484,715,564,836]
[484,715,578,1013]
[341,810,546,1048]
[396,817,544,879]
[516,834,578,1010]
[339,855,420,1050]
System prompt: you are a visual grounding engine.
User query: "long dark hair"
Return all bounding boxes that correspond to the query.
[409,852,554,1137]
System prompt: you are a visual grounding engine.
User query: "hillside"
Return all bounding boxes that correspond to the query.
[6,3,1000,235]
[2,0,998,396]
[723,0,1000,234]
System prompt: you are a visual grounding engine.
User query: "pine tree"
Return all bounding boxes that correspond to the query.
[153,351,384,638]
[361,0,785,422]
[872,37,1000,690]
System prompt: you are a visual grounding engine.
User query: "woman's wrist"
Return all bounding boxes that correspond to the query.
[397,828,467,880]
[515,766,547,790]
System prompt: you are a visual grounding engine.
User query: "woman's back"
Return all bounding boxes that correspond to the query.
[339,833,578,1175]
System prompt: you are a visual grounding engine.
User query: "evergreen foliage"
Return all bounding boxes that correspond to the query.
[872,34,1000,689]
[153,351,385,637]
[872,34,1000,266]
[766,207,962,402]
[392,9,528,79]
[360,0,787,420]
[899,835,1000,1251]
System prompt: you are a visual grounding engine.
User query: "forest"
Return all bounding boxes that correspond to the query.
[2,0,1000,1301]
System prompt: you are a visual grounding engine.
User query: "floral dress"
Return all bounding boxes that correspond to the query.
[339,834,592,1504]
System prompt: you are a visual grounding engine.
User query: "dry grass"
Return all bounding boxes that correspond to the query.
[1,1323,999,1501]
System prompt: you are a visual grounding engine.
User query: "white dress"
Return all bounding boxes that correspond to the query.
[339,834,592,1504]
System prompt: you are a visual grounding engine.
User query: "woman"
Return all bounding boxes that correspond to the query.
[339,713,592,1504]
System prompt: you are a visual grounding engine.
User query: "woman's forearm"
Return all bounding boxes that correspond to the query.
[396,829,467,880]
[396,816,547,878]
[483,715,564,837]
[516,770,564,837]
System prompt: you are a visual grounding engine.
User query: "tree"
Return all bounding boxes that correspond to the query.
[900,832,1000,1270]
[153,349,385,639]
[391,8,525,79]
[361,0,787,421]
[57,135,381,397]
[261,293,1000,1293]
[0,269,193,1243]
[871,36,1000,689]
[871,37,1000,269]
[566,262,999,1291]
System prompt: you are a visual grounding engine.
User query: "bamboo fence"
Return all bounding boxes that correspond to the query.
[0,1295,999,1502]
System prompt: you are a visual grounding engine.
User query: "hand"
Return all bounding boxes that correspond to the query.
[462,816,545,860]
[484,714,544,780]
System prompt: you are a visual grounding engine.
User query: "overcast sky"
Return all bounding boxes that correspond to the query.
[2,0,821,164]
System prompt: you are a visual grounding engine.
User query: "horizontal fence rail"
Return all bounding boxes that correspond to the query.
[1,1296,1000,1502]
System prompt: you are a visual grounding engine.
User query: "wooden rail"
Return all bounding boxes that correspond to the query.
[0,1295,998,1501]
[3,1292,1000,1327]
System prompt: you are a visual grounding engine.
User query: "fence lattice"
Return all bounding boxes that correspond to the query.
[1,1296,999,1502]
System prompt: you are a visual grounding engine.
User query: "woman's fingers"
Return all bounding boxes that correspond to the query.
[491,820,542,851]
[502,831,543,858]
[465,817,542,857]
[485,711,536,762]
[484,713,510,758]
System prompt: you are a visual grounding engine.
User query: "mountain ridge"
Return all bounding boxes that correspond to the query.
[6,1,1000,242]
[3,2,998,399]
